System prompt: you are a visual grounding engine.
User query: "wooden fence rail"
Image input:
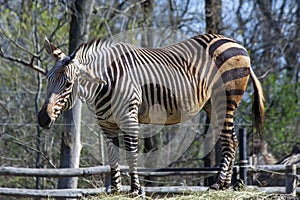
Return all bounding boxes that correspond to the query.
[0,166,219,177]
[0,164,299,198]
[0,166,110,178]
[248,164,299,196]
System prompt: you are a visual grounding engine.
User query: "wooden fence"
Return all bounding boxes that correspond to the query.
[0,129,299,198]
[0,164,299,198]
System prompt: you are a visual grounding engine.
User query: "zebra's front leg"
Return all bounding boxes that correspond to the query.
[123,132,141,195]
[210,125,238,190]
[105,135,122,193]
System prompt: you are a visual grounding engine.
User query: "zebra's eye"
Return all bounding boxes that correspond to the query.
[65,81,73,88]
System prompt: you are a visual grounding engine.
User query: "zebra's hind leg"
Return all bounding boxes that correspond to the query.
[224,129,238,188]
[210,122,238,190]
[105,134,122,193]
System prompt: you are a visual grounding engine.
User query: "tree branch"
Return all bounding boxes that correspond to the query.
[0,53,47,76]
[0,25,47,76]
[0,26,40,58]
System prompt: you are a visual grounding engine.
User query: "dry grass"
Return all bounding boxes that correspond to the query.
[83,189,295,200]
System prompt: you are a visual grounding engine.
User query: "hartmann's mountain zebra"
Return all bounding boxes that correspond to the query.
[38,34,264,194]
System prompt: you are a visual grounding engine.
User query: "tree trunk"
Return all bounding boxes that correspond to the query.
[283,0,300,82]
[205,0,223,34]
[57,0,94,194]
[140,0,160,187]
[203,0,223,186]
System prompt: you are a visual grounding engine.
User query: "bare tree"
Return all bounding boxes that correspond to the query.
[203,0,223,186]
[57,0,95,193]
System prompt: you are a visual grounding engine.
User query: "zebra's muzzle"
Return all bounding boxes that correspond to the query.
[38,105,53,129]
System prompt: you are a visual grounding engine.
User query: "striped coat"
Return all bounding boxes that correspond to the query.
[38,34,264,194]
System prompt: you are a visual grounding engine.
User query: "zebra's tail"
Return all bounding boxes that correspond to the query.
[250,68,265,137]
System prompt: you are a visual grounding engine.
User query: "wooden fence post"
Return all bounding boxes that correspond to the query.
[238,128,247,185]
[285,164,296,196]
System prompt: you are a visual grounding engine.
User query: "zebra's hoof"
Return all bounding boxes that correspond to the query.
[209,182,230,190]
[138,187,145,199]
[233,179,246,191]
[209,183,221,190]
[129,187,144,199]
[209,181,230,190]
[129,191,139,197]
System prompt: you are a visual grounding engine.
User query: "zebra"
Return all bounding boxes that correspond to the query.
[38,34,264,194]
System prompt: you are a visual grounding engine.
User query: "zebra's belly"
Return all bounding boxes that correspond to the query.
[138,102,203,125]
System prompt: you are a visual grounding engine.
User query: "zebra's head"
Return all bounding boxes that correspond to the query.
[38,39,80,129]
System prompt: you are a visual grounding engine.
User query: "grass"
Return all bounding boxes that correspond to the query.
[82,189,295,200]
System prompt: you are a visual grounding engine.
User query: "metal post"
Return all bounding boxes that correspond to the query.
[285,164,296,196]
[238,128,247,185]
[232,166,239,186]
[104,172,111,193]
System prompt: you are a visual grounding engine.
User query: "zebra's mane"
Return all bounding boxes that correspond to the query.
[73,37,116,60]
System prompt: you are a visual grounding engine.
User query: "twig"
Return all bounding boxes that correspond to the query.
[11,136,56,168]
[97,0,148,16]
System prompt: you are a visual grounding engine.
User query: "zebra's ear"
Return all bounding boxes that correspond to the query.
[82,69,107,85]
[44,38,67,61]
[78,66,107,85]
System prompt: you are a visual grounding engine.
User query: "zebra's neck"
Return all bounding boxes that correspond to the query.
[74,38,117,106]
[75,38,117,83]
